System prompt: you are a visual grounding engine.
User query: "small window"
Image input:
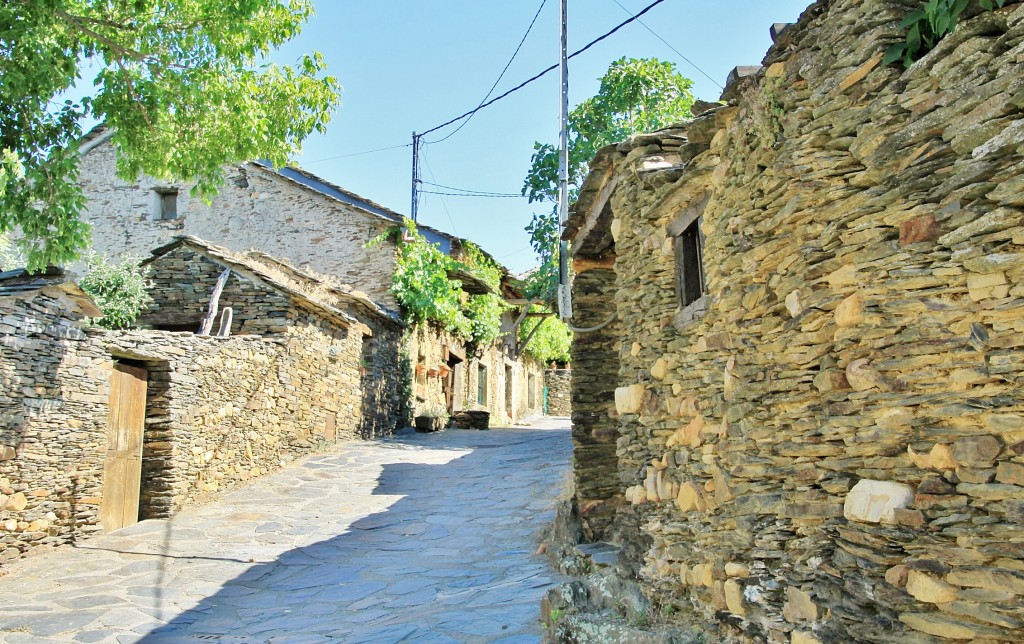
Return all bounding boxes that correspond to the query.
[675,215,706,307]
[477,363,487,406]
[154,188,178,220]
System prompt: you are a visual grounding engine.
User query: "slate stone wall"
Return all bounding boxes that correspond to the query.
[0,291,111,562]
[1,286,398,563]
[568,1,1024,641]
[570,268,622,541]
[77,141,400,309]
[102,317,368,518]
[544,369,572,416]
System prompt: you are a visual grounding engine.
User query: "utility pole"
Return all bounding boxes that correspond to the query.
[556,0,572,320]
[410,131,421,223]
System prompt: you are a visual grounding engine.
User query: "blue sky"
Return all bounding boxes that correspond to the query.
[270,0,812,273]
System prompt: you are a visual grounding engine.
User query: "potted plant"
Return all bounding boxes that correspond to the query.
[414,404,449,433]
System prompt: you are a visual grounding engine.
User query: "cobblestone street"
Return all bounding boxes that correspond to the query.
[0,419,571,643]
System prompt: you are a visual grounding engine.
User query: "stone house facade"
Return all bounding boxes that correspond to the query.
[0,239,401,563]
[78,127,451,311]
[562,1,1024,642]
[77,132,546,425]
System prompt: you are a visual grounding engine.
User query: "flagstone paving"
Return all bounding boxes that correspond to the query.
[0,418,572,643]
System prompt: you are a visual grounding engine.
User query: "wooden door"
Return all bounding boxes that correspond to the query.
[101,363,147,531]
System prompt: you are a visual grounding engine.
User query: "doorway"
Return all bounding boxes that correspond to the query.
[101,362,147,531]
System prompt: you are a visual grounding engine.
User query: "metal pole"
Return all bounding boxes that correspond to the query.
[556,0,572,320]
[410,132,420,223]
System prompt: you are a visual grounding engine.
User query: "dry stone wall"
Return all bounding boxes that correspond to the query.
[567,1,1024,641]
[2,279,397,563]
[78,140,400,308]
[545,368,572,416]
[571,268,622,541]
[103,315,368,516]
[0,290,109,563]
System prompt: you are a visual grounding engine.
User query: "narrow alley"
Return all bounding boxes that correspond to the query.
[0,419,571,643]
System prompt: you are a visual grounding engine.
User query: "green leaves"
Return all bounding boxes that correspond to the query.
[884,0,1002,68]
[522,57,695,300]
[519,305,572,365]
[0,0,341,270]
[383,222,508,348]
[78,251,153,329]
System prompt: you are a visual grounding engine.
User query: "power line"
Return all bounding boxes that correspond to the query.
[420,146,460,236]
[420,190,525,199]
[421,180,522,197]
[303,142,412,165]
[427,0,549,144]
[421,0,669,138]
[609,0,723,89]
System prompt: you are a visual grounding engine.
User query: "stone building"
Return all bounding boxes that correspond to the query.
[77,130,546,425]
[558,1,1024,642]
[0,238,402,563]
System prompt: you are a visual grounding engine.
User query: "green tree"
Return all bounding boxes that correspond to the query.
[522,57,694,300]
[1,0,340,270]
[78,251,153,329]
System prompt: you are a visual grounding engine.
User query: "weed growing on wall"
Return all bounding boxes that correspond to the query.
[744,76,785,149]
[884,0,1009,68]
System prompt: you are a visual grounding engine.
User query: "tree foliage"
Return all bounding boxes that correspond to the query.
[519,306,572,365]
[78,251,153,329]
[1,0,340,270]
[522,57,694,299]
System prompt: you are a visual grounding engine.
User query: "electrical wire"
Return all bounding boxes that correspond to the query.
[609,0,723,89]
[421,180,522,197]
[420,190,525,198]
[427,0,549,144]
[421,0,669,138]
[302,142,412,165]
[420,146,460,236]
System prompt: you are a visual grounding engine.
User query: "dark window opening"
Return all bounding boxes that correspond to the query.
[675,215,706,308]
[155,188,178,220]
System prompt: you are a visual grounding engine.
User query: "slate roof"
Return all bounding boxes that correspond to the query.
[0,268,103,317]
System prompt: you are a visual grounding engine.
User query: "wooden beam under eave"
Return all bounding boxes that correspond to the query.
[573,256,615,273]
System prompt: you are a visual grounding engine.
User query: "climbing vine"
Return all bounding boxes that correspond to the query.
[519,305,572,365]
[884,0,1009,68]
[370,221,508,348]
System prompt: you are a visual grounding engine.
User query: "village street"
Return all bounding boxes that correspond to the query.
[0,419,571,643]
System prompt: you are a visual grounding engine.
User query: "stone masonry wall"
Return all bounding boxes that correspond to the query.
[1,291,111,562]
[142,245,295,335]
[103,311,368,516]
[545,368,572,416]
[78,141,400,308]
[571,1,1024,641]
[2,284,393,563]
[571,268,622,541]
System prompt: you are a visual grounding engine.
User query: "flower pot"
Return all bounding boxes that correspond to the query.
[414,416,446,433]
